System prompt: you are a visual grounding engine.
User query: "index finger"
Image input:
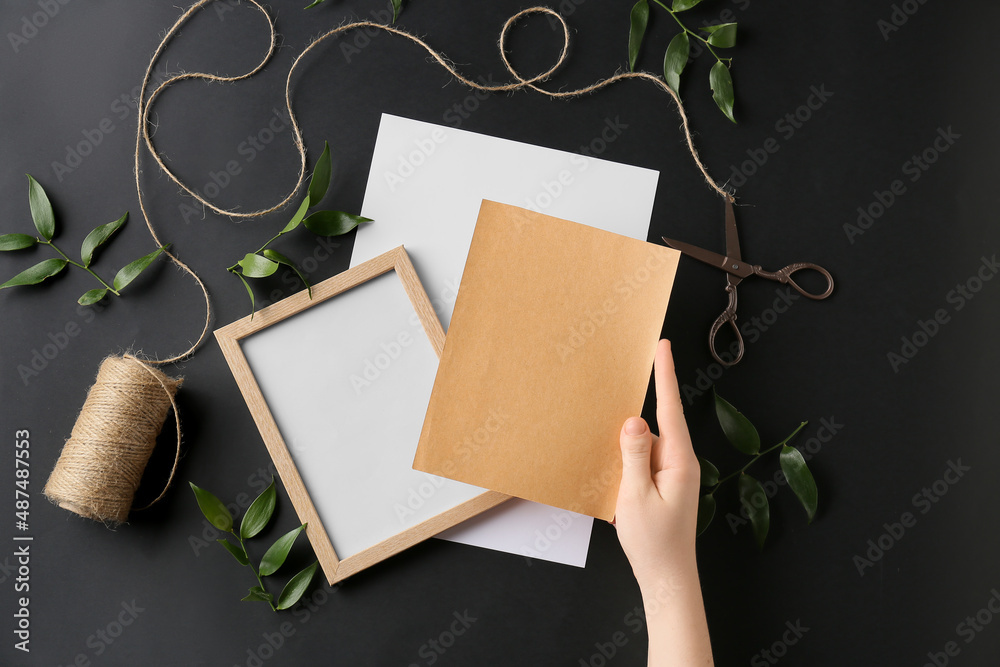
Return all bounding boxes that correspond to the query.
[654,339,686,440]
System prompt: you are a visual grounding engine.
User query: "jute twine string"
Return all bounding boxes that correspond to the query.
[132,0,731,363]
[43,355,183,524]
[45,1,731,523]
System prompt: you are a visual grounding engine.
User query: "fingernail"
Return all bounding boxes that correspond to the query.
[624,417,646,436]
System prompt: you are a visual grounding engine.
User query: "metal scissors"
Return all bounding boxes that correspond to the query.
[662,199,834,366]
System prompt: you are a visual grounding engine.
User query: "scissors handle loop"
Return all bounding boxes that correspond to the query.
[708,284,744,367]
[754,262,834,300]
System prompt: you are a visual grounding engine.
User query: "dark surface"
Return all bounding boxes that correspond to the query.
[1,1,998,665]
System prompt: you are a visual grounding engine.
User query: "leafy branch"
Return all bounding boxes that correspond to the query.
[227,142,372,318]
[628,0,738,122]
[190,479,318,611]
[697,389,819,548]
[306,0,403,22]
[0,175,168,305]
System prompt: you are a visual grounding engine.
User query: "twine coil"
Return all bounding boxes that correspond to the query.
[43,355,183,524]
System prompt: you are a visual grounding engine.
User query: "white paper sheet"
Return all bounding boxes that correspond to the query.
[352,113,659,566]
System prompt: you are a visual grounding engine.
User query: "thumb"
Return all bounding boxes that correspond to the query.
[619,417,654,492]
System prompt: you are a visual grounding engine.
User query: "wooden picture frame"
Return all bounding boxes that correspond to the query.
[215,246,509,584]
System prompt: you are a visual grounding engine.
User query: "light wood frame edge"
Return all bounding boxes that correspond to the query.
[214,246,509,585]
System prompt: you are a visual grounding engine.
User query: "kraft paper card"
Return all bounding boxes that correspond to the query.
[413,201,681,521]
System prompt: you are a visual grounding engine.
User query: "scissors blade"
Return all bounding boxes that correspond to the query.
[661,236,731,271]
[724,198,742,263]
[662,236,755,279]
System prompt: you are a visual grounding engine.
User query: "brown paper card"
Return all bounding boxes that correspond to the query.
[413,201,681,521]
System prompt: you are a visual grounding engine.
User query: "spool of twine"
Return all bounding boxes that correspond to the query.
[44,355,183,524]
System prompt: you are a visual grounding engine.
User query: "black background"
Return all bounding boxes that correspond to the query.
[2,1,998,665]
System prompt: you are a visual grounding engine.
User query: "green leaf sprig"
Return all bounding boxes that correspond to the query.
[697,388,818,549]
[226,142,372,318]
[0,175,168,305]
[627,0,739,122]
[306,0,403,22]
[189,479,319,611]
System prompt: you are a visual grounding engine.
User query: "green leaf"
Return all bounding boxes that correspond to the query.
[262,249,311,298]
[701,22,737,48]
[627,0,649,72]
[276,561,318,610]
[738,474,769,549]
[280,196,311,235]
[113,244,169,292]
[303,0,325,7]
[302,211,372,236]
[81,213,127,267]
[780,445,818,523]
[241,478,276,539]
[235,272,255,319]
[217,538,249,566]
[698,457,719,487]
[0,258,67,289]
[713,389,759,454]
[663,32,690,96]
[0,234,37,251]
[189,482,233,532]
[390,0,402,22]
[78,288,107,306]
[308,142,332,205]
[696,493,716,536]
[26,175,55,241]
[260,524,306,576]
[241,586,274,603]
[671,0,704,10]
[237,253,279,278]
[710,60,736,123]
